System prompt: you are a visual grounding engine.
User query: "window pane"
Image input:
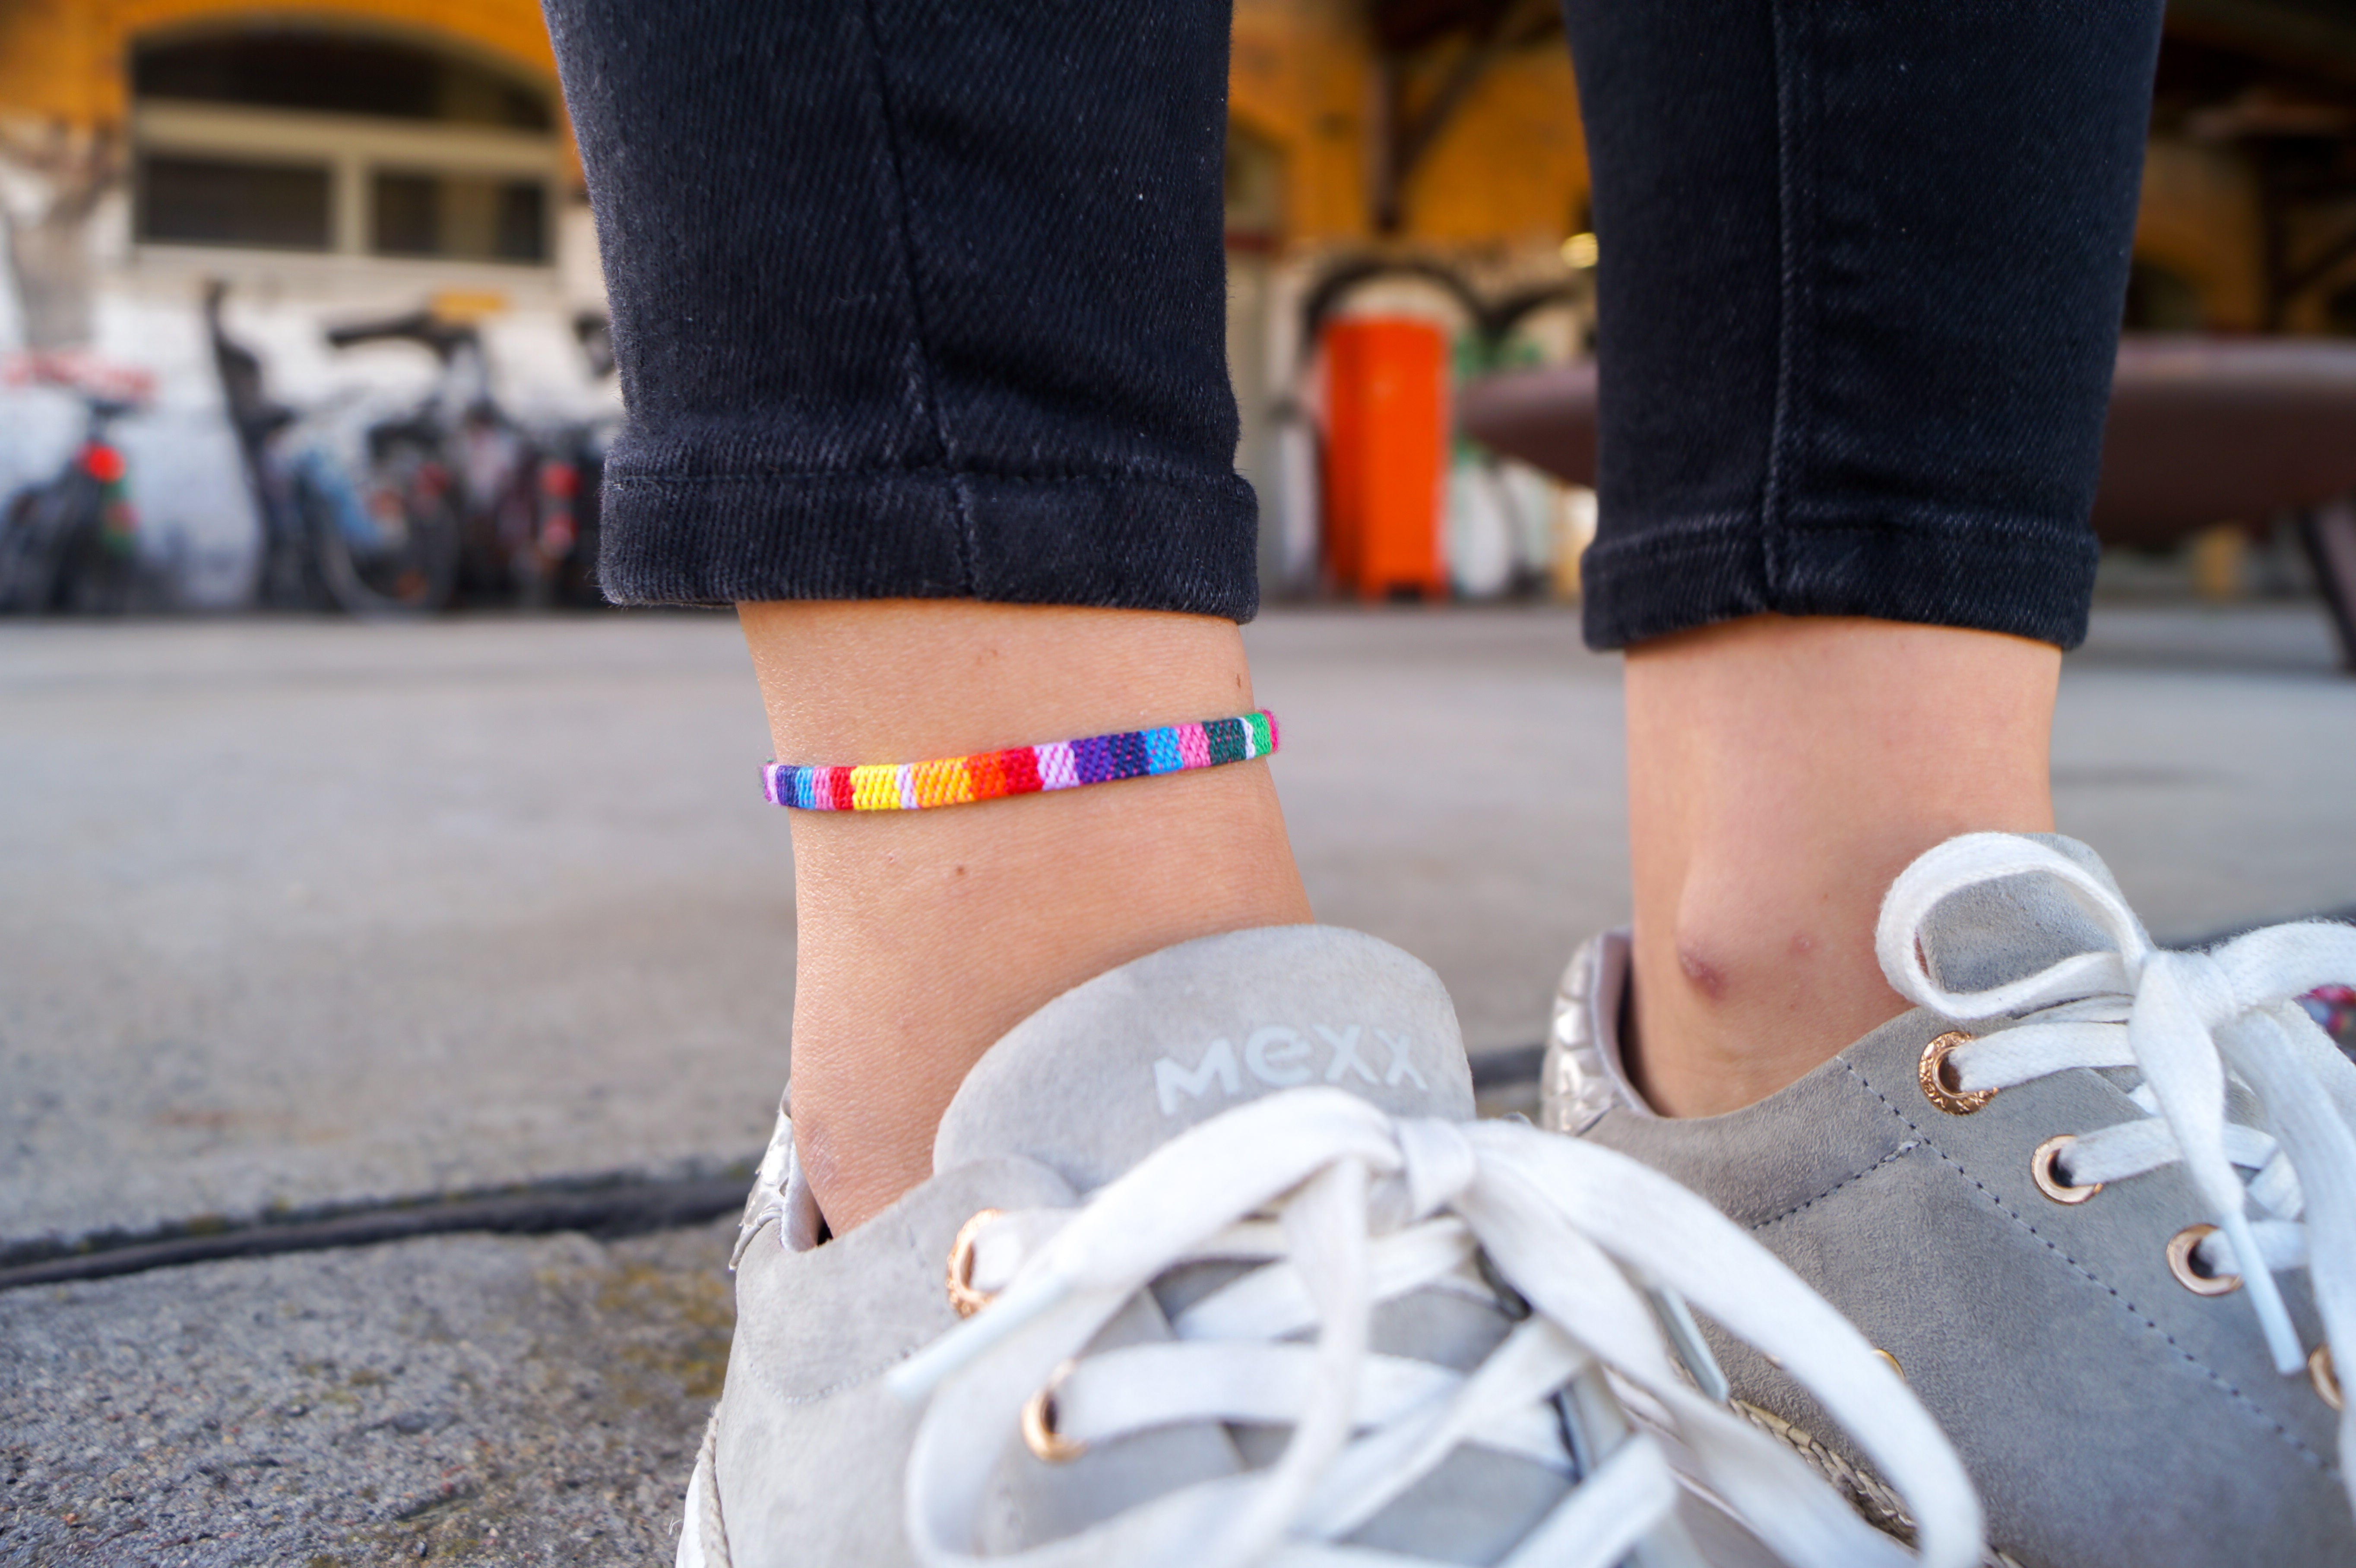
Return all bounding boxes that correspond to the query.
[370,171,546,263]
[138,154,331,250]
[373,171,438,255]
[494,180,545,263]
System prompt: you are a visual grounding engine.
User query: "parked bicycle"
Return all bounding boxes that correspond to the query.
[320,308,610,609]
[207,283,461,616]
[0,352,154,615]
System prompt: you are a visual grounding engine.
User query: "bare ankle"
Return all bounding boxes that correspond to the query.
[780,1087,939,1239]
[745,599,1313,1233]
[1622,614,2060,1118]
[1625,898,1906,1116]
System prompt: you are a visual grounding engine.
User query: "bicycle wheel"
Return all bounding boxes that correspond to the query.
[307,442,459,616]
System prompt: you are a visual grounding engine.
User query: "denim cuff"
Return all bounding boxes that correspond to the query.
[597,466,1260,620]
[1579,510,2099,651]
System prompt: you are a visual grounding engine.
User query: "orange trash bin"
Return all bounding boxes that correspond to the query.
[1321,317,1450,600]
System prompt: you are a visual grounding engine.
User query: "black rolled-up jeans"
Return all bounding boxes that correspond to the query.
[542,0,2163,651]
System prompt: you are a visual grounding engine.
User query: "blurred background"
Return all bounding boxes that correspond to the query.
[5,0,2356,621]
[7,7,2356,1559]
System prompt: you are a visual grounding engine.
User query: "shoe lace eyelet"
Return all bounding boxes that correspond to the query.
[2166,1223,2242,1296]
[1917,1031,1995,1115]
[2030,1135,2103,1204]
[945,1208,1003,1319]
[1021,1360,1086,1463]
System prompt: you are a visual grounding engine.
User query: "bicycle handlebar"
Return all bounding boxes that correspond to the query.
[323,312,481,360]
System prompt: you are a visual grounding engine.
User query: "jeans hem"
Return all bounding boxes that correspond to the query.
[597,466,1260,619]
[1580,511,2097,651]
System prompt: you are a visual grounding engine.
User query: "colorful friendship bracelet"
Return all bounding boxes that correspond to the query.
[764,711,1279,811]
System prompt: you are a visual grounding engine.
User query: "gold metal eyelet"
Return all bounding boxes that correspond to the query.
[2312,1345,2343,1411]
[2166,1223,2242,1296]
[1021,1359,1086,1463]
[2031,1135,2103,1204]
[1917,1031,1994,1115]
[945,1208,1003,1319]
[1873,1347,1904,1381]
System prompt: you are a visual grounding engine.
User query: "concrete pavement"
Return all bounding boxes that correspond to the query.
[3,601,2352,1564]
[2,1220,732,1565]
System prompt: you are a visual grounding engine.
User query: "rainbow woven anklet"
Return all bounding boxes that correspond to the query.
[765,711,1278,811]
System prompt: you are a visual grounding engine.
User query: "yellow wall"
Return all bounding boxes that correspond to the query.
[0,0,1597,253]
[2128,135,2356,335]
[1401,44,1587,247]
[2135,135,2265,330]
[1230,0,1591,248]
[1,0,1593,252]
[0,0,561,128]
[1229,2,1373,240]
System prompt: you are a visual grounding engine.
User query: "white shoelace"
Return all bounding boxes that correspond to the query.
[886,1088,1982,1568]
[1879,835,2356,1496]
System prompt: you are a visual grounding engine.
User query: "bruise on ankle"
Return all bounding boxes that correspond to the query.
[1629,892,1906,1116]
[1622,614,2059,1117]
[1676,941,1731,1005]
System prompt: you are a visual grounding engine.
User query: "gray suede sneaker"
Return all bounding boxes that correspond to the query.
[1544,833,2356,1568]
[682,925,1983,1568]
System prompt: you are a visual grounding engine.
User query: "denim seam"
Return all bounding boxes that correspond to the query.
[1760,0,1803,597]
[854,0,978,591]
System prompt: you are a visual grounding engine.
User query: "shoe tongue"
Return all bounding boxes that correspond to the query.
[934,926,1474,1194]
[1916,832,2125,1002]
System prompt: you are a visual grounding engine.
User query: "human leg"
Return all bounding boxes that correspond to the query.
[1622,616,2058,1116]
[742,599,1307,1230]
[1548,6,2356,1561]
[1560,0,2163,1116]
[543,0,1307,1230]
